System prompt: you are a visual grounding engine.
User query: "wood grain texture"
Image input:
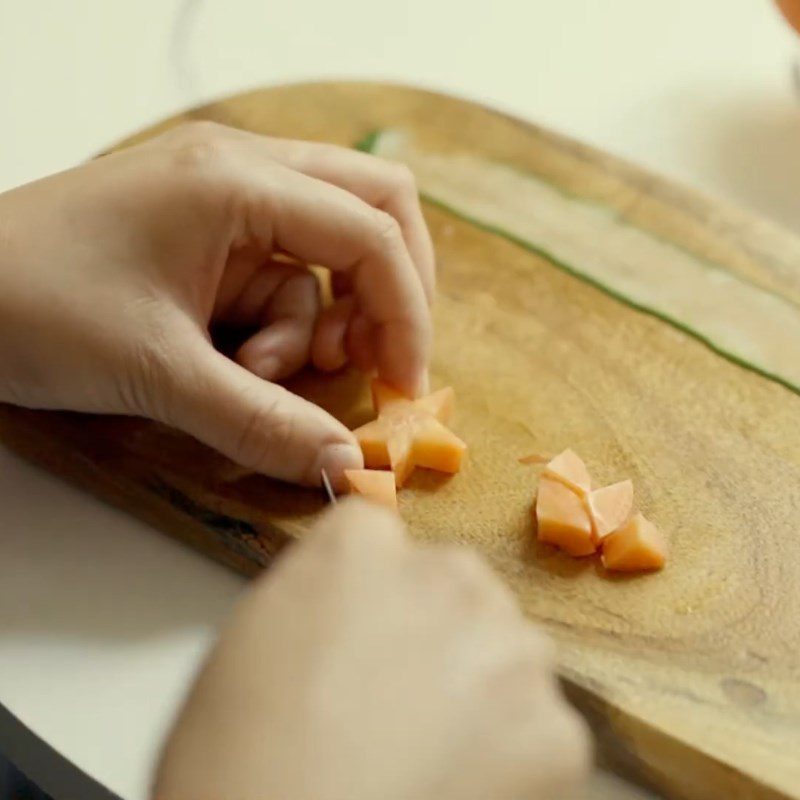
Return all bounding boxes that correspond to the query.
[2,82,799,800]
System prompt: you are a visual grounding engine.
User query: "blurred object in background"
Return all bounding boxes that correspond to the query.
[775,0,800,99]
[776,0,800,32]
[0,753,53,800]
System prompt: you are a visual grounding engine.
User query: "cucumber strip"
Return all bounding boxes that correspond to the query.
[362,130,800,396]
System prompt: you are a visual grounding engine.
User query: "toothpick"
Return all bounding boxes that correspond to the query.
[321,468,337,504]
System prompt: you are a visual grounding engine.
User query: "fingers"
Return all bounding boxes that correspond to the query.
[236,269,320,381]
[345,311,377,373]
[166,334,363,487]
[507,681,592,800]
[417,544,521,620]
[250,496,409,606]
[534,701,592,799]
[253,137,436,303]
[311,295,355,373]
[228,158,431,395]
[484,624,590,799]
[187,125,435,304]
[216,259,304,326]
[161,122,432,394]
[407,542,589,796]
[307,496,408,554]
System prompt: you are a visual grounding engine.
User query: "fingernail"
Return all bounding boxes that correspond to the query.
[257,355,281,380]
[313,443,363,491]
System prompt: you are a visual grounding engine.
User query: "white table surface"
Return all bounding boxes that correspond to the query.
[1,1,798,798]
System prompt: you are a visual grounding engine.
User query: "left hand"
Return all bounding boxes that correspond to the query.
[0,122,435,486]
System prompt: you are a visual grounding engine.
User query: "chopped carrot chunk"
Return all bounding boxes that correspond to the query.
[527,447,664,573]
[588,479,634,541]
[535,477,596,557]
[344,469,398,511]
[544,449,592,497]
[353,380,467,487]
[601,513,667,572]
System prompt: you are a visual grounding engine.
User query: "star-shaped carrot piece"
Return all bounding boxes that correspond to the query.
[353,380,467,487]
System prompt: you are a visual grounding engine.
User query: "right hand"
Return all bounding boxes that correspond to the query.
[153,499,591,800]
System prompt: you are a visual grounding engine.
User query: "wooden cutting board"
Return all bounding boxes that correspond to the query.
[2,82,799,800]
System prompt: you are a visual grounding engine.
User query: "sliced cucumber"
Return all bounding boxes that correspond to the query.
[361,130,800,396]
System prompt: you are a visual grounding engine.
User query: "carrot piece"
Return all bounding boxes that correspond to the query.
[518,452,552,465]
[412,418,467,474]
[544,449,592,497]
[588,479,634,541]
[535,477,596,557]
[601,513,667,572]
[353,380,467,487]
[388,434,415,488]
[344,469,398,511]
[414,386,455,423]
[353,419,391,468]
[373,381,454,423]
[371,380,407,412]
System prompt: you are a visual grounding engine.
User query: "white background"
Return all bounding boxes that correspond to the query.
[1,1,799,798]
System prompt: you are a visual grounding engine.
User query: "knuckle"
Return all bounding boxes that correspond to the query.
[315,142,348,166]
[176,119,226,143]
[118,310,178,422]
[234,390,299,472]
[389,162,418,197]
[171,120,229,171]
[370,209,404,251]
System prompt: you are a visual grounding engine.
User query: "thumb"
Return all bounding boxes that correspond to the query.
[164,337,363,487]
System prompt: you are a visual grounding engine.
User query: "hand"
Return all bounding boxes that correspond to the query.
[153,500,591,800]
[0,122,434,487]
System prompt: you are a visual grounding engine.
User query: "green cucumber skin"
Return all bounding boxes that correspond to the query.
[423,193,800,398]
[357,130,800,398]
[355,130,381,153]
